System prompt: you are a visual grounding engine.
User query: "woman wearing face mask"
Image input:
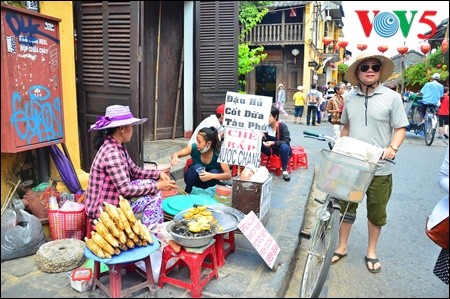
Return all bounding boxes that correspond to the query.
[171,126,232,193]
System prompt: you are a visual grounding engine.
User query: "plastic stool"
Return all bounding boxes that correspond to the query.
[294,150,308,169]
[214,231,236,267]
[85,243,160,298]
[158,242,219,298]
[260,153,269,166]
[266,155,291,176]
[291,145,305,152]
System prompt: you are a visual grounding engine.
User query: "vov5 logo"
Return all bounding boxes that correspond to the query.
[356,10,437,39]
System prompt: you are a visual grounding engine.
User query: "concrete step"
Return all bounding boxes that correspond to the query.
[143,138,191,181]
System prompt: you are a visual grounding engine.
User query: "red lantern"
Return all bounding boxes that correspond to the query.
[322,36,333,46]
[337,40,348,48]
[377,45,388,53]
[333,44,340,52]
[357,43,367,51]
[442,39,448,54]
[420,42,431,55]
[397,45,408,55]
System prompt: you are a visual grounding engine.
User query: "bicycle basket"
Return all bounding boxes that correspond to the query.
[316,149,377,203]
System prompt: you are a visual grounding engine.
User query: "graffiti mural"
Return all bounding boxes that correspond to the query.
[1,4,64,153]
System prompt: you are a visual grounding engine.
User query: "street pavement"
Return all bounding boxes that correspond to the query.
[1,114,316,298]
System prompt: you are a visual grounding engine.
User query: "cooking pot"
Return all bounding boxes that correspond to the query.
[166,221,217,248]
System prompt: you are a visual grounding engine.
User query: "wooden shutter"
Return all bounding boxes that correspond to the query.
[75,1,141,171]
[195,1,238,124]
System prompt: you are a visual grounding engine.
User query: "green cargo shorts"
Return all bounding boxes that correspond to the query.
[339,174,393,226]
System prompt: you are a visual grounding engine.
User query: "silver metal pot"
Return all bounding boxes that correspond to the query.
[166,222,216,248]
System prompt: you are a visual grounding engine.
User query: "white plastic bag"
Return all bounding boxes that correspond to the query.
[1,208,46,261]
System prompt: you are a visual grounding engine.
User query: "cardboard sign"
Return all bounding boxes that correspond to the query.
[223,91,272,131]
[218,128,262,167]
[237,211,280,269]
[219,92,272,167]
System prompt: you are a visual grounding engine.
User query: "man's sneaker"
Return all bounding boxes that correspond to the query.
[282,171,291,182]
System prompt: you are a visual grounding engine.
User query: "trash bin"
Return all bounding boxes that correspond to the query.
[231,175,273,226]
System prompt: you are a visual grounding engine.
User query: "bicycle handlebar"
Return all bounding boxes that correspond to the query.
[302,130,395,164]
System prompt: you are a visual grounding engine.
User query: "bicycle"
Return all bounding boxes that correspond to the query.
[404,95,438,146]
[422,104,438,146]
[299,131,394,298]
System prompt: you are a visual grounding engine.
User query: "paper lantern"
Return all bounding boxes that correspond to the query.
[442,39,448,54]
[322,36,333,46]
[377,45,388,53]
[397,45,408,55]
[357,44,367,51]
[420,42,431,55]
[337,40,348,48]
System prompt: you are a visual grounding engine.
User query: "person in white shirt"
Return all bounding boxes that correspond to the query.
[189,104,225,145]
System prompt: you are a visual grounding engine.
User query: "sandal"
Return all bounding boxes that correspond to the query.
[365,256,381,273]
[282,171,291,182]
[331,252,347,264]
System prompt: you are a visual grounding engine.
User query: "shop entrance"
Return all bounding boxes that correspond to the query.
[255,65,276,103]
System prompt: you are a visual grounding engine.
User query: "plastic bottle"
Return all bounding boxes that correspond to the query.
[214,185,232,206]
[48,195,59,210]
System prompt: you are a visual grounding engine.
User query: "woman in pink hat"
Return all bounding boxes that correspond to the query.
[85,105,177,229]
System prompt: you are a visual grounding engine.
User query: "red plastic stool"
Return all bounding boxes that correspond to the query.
[158,242,219,298]
[260,153,269,166]
[266,155,291,176]
[294,150,308,169]
[214,231,236,267]
[291,145,305,152]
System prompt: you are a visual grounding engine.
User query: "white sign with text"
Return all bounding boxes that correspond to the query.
[223,91,272,131]
[237,211,280,269]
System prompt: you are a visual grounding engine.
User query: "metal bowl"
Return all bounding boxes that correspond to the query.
[166,222,217,248]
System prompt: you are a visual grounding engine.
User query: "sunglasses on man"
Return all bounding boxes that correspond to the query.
[358,64,381,72]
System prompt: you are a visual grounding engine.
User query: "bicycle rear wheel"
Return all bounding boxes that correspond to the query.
[424,115,436,146]
[300,198,340,298]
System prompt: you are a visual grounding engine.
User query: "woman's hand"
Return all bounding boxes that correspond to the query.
[159,171,171,181]
[198,171,211,182]
[171,153,180,166]
[263,141,274,147]
[156,179,177,191]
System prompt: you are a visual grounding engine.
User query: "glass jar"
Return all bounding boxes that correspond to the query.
[214,185,232,206]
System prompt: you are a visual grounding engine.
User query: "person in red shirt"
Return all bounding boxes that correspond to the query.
[437,86,449,139]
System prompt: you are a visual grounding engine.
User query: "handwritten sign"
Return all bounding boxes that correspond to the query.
[218,128,262,167]
[237,211,280,269]
[219,92,272,167]
[223,92,272,131]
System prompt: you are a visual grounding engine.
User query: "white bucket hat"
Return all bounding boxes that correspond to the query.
[88,105,147,132]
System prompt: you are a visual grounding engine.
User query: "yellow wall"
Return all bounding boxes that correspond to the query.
[1,1,88,208]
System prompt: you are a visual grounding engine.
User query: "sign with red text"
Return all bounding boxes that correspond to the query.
[219,92,272,167]
[218,127,262,167]
[237,211,280,269]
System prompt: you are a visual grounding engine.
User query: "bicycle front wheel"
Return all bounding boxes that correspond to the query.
[300,198,340,298]
[424,115,436,146]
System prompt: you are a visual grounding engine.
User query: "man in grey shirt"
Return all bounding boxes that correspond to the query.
[331,52,409,274]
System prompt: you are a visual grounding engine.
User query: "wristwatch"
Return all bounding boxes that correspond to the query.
[388,144,399,153]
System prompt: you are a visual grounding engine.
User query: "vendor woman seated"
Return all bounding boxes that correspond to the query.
[171,126,232,193]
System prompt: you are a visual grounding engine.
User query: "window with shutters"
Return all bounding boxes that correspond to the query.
[195,2,238,123]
